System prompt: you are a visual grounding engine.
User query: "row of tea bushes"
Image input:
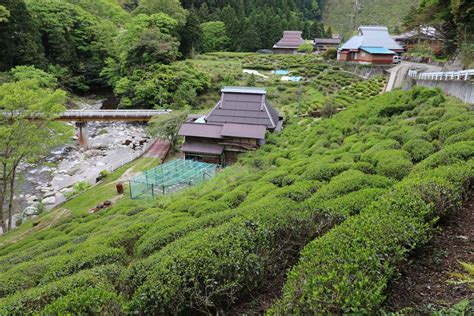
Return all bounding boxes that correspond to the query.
[0,87,471,314]
[271,156,473,314]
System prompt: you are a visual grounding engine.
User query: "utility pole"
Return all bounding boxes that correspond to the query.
[297,83,303,116]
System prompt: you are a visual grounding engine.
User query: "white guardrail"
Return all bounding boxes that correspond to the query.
[61,109,171,119]
[408,69,474,81]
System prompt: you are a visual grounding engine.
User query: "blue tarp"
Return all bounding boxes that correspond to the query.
[359,46,395,55]
[273,69,289,75]
[287,76,302,82]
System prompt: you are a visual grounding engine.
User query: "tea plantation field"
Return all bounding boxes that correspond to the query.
[0,84,472,313]
[190,53,386,117]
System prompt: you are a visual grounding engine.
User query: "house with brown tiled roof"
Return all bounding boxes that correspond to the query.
[178,87,283,166]
[273,31,305,54]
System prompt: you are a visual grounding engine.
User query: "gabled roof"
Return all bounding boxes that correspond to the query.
[340,26,403,51]
[314,38,341,45]
[273,31,305,49]
[178,123,223,139]
[182,142,224,155]
[178,122,268,140]
[360,46,395,54]
[221,123,266,139]
[205,87,281,129]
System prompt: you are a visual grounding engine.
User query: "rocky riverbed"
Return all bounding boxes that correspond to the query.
[5,98,153,232]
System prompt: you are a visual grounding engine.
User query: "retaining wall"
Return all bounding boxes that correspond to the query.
[416,79,474,104]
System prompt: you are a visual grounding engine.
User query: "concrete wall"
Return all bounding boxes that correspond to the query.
[416,79,474,104]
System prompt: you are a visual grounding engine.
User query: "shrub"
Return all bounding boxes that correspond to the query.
[64,181,92,199]
[128,202,340,314]
[271,164,472,314]
[415,141,474,171]
[402,139,436,162]
[309,170,394,201]
[41,287,126,314]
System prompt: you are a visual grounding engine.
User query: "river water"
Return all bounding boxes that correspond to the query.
[3,97,152,233]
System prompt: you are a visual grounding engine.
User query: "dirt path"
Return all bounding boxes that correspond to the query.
[384,191,474,313]
[144,139,170,159]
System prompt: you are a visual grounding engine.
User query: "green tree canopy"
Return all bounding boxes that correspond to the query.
[25,0,117,91]
[0,5,9,22]
[133,0,187,25]
[0,0,45,70]
[199,21,229,53]
[298,42,314,53]
[147,111,187,149]
[0,69,71,232]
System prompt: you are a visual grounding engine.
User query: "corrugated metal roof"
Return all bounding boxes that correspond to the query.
[182,142,224,155]
[360,46,395,54]
[273,31,305,49]
[221,123,267,139]
[340,26,403,51]
[178,123,223,139]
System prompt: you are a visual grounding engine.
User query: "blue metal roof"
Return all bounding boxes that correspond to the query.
[360,46,395,54]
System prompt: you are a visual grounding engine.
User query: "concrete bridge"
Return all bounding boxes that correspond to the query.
[56,109,171,148]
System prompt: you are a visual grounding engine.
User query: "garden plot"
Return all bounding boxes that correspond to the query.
[129,159,217,199]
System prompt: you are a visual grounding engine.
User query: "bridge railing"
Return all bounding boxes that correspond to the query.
[61,109,172,119]
[408,69,474,81]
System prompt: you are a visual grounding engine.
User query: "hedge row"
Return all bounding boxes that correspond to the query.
[0,87,471,314]
[271,160,473,313]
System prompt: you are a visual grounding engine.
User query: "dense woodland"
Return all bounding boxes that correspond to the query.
[0,0,472,96]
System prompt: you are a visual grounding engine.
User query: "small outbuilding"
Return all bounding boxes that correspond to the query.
[273,31,305,54]
[178,87,283,166]
[337,26,404,64]
[314,38,341,51]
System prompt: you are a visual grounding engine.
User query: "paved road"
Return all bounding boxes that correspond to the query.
[385,62,442,92]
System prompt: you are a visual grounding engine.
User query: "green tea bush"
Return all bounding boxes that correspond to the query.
[41,287,126,314]
[0,86,471,314]
[445,128,474,145]
[402,139,436,162]
[272,164,472,314]
[0,264,122,314]
[128,202,340,314]
[309,170,393,201]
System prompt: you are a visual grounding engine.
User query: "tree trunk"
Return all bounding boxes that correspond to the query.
[7,166,16,231]
[0,164,7,234]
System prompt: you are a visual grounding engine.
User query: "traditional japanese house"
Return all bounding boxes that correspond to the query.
[273,31,305,54]
[337,26,404,64]
[314,37,341,51]
[178,87,283,166]
[392,27,443,55]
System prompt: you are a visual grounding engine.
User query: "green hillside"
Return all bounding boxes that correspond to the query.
[0,79,472,313]
[320,0,417,36]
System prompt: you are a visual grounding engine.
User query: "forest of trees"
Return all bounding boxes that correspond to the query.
[0,0,330,97]
[0,0,472,97]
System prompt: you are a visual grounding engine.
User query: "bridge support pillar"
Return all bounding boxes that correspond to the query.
[75,121,89,149]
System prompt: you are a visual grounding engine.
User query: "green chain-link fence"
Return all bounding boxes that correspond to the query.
[129,159,218,199]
